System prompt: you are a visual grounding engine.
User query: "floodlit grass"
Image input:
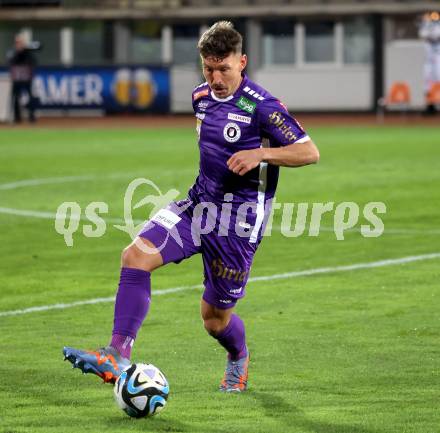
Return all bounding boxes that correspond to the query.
[0,123,439,433]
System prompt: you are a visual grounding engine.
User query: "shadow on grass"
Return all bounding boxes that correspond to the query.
[104,414,227,433]
[252,391,379,433]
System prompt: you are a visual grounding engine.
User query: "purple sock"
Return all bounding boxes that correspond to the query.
[111,334,135,360]
[110,267,151,359]
[215,314,248,361]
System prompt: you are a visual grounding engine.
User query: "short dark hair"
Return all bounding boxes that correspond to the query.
[198,21,243,59]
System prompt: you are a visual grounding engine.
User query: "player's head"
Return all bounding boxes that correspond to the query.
[15,34,26,51]
[198,21,247,99]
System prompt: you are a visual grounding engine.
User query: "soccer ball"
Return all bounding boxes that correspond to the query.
[114,363,169,418]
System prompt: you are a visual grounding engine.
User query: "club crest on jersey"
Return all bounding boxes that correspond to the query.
[223,122,241,143]
[236,96,256,114]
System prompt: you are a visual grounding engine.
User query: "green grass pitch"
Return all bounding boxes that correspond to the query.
[0,122,439,433]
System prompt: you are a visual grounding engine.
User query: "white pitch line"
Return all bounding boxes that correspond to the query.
[1,252,439,318]
[1,175,439,236]
[0,173,149,191]
[1,206,440,236]
[271,224,440,236]
[0,171,192,191]
[248,252,440,282]
[0,285,203,318]
[0,206,136,224]
[0,175,95,190]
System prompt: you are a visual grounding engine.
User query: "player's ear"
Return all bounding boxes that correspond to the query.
[240,54,247,71]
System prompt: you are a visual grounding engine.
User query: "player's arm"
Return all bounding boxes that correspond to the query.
[261,139,319,167]
[227,139,319,175]
[227,100,319,176]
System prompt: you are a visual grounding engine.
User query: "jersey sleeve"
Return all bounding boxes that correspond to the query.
[191,89,197,113]
[192,83,209,113]
[257,98,310,146]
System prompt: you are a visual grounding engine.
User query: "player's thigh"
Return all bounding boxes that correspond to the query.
[137,199,201,266]
[201,233,258,310]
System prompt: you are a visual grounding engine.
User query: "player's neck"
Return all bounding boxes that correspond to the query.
[230,75,244,97]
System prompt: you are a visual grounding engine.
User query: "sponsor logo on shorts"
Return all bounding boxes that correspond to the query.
[211,259,248,282]
[227,112,251,124]
[193,88,209,101]
[236,96,256,114]
[223,122,241,143]
[229,287,243,294]
[268,111,298,142]
[152,208,182,229]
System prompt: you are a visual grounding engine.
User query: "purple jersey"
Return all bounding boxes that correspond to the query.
[139,75,310,307]
[189,74,310,242]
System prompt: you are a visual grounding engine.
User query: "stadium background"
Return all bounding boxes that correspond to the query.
[0,2,439,433]
[0,0,439,116]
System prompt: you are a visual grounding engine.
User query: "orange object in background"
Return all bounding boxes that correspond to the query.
[386,81,411,105]
[376,81,411,122]
[426,82,440,105]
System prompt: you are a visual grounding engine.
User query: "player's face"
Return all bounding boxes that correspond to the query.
[15,37,25,51]
[202,52,247,99]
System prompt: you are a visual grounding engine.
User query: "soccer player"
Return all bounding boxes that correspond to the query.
[63,21,319,392]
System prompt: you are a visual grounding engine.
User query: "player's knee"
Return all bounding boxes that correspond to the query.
[203,318,227,337]
[120,241,162,272]
[121,245,139,267]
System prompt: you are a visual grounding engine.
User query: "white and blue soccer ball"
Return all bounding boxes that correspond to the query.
[114,363,169,418]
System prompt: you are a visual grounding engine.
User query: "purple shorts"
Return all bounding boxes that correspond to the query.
[138,199,258,309]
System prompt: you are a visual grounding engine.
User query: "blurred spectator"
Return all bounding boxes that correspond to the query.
[419,12,440,114]
[6,34,40,123]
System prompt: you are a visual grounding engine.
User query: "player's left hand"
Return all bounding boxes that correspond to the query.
[227,149,264,176]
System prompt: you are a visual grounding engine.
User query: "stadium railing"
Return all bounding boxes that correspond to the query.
[0,0,60,6]
[61,0,182,8]
[56,0,421,8]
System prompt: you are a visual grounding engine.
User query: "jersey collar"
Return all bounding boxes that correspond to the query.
[210,92,234,102]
